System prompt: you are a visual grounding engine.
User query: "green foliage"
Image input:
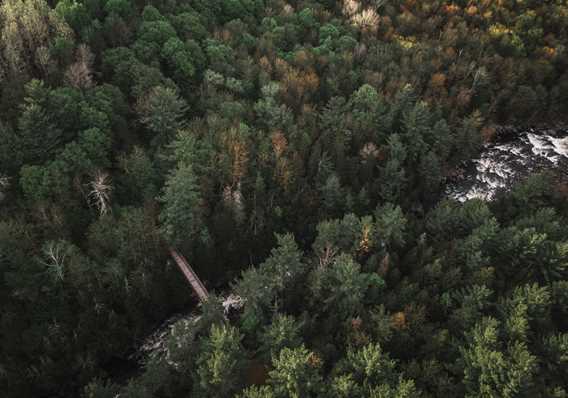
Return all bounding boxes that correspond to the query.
[118,146,160,203]
[309,254,384,320]
[137,86,188,148]
[375,204,407,250]
[2,1,568,397]
[379,134,407,203]
[331,343,418,398]
[233,234,304,334]
[238,385,276,398]
[15,80,65,163]
[194,323,246,397]
[259,314,303,360]
[55,0,89,28]
[461,317,538,398]
[268,345,324,398]
[159,163,206,247]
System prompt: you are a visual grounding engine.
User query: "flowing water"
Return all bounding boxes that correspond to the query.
[446,127,568,202]
[134,295,244,363]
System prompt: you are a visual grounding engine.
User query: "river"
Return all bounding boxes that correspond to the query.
[446,127,568,202]
[134,126,568,367]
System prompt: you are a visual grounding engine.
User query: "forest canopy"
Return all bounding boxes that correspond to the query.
[0,0,567,397]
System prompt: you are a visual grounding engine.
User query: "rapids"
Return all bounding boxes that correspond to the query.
[446,127,568,202]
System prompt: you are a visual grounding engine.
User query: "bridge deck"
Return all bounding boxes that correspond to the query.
[169,248,209,302]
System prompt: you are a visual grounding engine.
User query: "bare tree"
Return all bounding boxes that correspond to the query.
[351,8,380,32]
[64,44,95,90]
[223,182,245,224]
[342,0,380,32]
[88,170,112,216]
[342,0,361,17]
[318,243,338,269]
[0,174,9,202]
[0,174,9,190]
[41,241,69,282]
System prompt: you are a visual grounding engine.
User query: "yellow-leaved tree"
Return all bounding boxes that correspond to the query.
[0,0,73,78]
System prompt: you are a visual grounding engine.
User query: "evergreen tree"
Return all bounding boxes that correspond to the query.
[268,345,324,398]
[194,324,246,398]
[159,163,207,248]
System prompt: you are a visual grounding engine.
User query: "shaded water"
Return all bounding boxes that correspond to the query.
[134,295,244,364]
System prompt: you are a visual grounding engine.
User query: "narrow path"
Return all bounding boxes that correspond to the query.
[169,248,209,302]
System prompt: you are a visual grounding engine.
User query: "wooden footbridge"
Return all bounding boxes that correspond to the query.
[169,248,209,302]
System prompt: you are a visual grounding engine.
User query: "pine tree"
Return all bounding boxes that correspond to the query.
[159,163,207,248]
[268,345,324,398]
[460,317,538,398]
[259,314,303,361]
[194,324,246,398]
[379,134,407,204]
[136,86,188,149]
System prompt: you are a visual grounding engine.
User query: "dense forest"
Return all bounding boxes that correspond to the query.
[1,0,568,397]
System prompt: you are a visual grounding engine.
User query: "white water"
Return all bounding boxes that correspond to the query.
[446,129,568,202]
